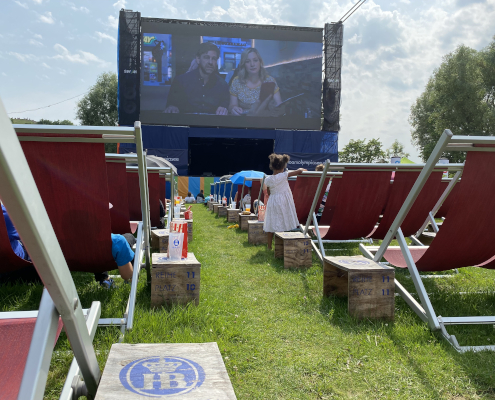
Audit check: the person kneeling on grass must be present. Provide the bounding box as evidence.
[95,233,135,288]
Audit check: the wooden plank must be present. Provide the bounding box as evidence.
[239,213,256,231]
[323,260,348,297]
[281,236,312,268]
[151,253,200,307]
[324,255,394,272]
[274,235,283,259]
[208,201,214,211]
[213,204,220,214]
[218,206,227,217]
[95,342,236,399]
[151,229,169,253]
[248,220,267,245]
[323,255,395,320]
[227,208,239,222]
[348,269,395,320]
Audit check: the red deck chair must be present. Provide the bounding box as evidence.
[106,161,135,234]
[127,169,160,228]
[292,175,331,224]
[18,136,116,273]
[360,132,495,352]
[369,171,445,239]
[317,170,391,240]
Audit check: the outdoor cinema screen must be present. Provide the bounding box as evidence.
[140,19,323,130]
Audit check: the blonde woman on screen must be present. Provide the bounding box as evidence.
[228,48,283,116]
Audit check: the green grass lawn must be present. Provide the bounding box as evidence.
[2,204,495,399]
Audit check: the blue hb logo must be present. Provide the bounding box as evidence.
[119,357,205,397]
[173,239,180,247]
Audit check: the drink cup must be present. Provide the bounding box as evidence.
[169,232,183,261]
[174,205,181,218]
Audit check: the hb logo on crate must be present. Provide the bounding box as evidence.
[169,220,188,259]
[119,356,205,397]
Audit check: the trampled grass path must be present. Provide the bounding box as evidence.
[1,204,495,399]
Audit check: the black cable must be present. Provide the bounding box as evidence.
[341,0,367,22]
[8,92,88,114]
[339,0,363,22]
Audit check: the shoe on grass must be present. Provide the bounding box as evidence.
[100,278,116,289]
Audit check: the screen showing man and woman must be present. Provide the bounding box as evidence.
[140,20,323,130]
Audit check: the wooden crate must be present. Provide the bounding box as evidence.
[239,213,256,230]
[227,208,239,222]
[173,218,193,242]
[151,229,169,253]
[208,201,214,211]
[218,205,227,217]
[151,253,200,307]
[323,255,395,320]
[95,342,236,400]
[274,232,312,268]
[248,220,267,245]
[213,204,220,214]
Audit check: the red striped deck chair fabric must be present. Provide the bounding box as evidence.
[250,180,261,210]
[369,171,445,239]
[383,151,495,271]
[318,171,390,240]
[18,134,115,273]
[0,318,63,400]
[292,176,330,224]
[106,162,134,234]
[127,171,160,227]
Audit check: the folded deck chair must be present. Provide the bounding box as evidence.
[360,130,495,352]
[13,123,149,333]
[127,168,160,228]
[239,178,262,211]
[105,155,136,234]
[0,100,102,398]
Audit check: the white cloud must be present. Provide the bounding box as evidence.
[29,39,44,47]
[41,62,51,69]
[14,1,29,9]
[95,31,117,44]
[39,11,55,24]
[52,44,110,67]
[400,0,411,3]
[8,52,38,62]
[113,0,126,9]
[204,6,228,21]
[107,15,118,29]
[57,68,66,75]
[32,0,42,3]
[348,34,362,45]
[71,5,89,13]
[33,33,42,39]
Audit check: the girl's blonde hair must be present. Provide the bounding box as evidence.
[237,48,268,84]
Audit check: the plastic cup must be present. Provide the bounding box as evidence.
[246,205,251,213]
[174,205,181,218]
[169,232,183,261]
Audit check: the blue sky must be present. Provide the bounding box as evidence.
[1,0,494,160]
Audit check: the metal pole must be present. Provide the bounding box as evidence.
[240,179,246,210]
[256,175,265,215]
[374,129,453,262]
[134,122,150,270]
[304,160,330,235]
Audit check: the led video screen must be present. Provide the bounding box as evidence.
[140,19,323,130]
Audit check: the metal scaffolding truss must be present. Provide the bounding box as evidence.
[323,22,343,132]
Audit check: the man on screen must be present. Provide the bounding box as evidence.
[164,43,229,115]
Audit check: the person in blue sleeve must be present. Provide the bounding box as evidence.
[2,203,30,261]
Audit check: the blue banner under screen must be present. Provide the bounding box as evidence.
[285,152,338,170]
[140,29,322,130]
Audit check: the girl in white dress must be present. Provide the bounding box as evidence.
[263,154,306,249]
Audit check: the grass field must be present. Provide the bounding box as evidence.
[2,204,495,399]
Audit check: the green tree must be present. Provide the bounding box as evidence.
[410,39,495,162]
[37,119,74,125]
[385,139,410,160]
[76,72,118,152]
[339,138,386,163]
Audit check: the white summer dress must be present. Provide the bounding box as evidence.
[263,171,299,232]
